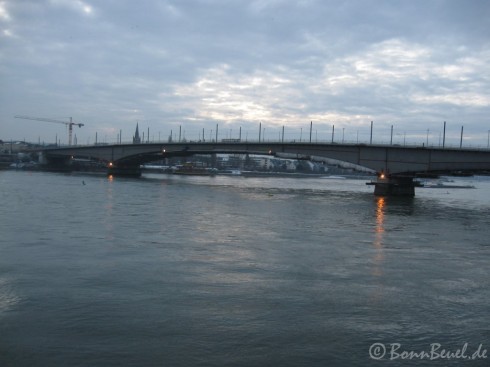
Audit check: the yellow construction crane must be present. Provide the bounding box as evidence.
[14,115,84,146]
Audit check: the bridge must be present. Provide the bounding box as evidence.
[41,141,490,196]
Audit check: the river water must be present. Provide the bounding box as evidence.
[0,170,489,366]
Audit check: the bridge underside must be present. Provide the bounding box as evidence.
[42,142,490,196]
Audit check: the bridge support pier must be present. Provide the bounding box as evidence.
[107,163,141,177]
[369,175,416,197]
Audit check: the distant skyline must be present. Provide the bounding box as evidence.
[1,0,489,146]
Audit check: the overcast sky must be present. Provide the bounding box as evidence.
[1,0,489,146]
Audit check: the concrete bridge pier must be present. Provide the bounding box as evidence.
[107,162,142,177]
[370,174,416,197]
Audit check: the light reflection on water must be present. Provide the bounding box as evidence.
[372,197,385,277]
[0,277,21,314]
[0,171,489,366]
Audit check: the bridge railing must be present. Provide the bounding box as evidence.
[39,124,490,150]
[60,137,490,151]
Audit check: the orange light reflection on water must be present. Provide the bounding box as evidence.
[372,197,386,277]
[375,197,385,237]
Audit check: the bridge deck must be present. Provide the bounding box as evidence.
[43,141,490,176]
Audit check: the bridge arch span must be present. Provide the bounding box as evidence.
[43,141,490,195]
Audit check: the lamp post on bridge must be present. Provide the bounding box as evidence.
[443,121,446,148]
[370,121,373,144]
[460,125,464,148]
[309,121,313,143]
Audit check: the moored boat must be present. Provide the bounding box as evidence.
[173,162,217,176]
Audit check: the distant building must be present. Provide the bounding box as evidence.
[133,123,141,144]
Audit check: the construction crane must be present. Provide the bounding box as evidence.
[14,115,84,146]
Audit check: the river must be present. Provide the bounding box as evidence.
[0,170,489,366]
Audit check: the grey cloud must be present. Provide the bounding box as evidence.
[1,0,489,146]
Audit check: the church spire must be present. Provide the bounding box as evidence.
[133,123,141,144]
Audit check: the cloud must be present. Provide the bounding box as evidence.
[1,0,489,145]
[0,1,11,21]
[167,37,489,133]
[49,0,94,16]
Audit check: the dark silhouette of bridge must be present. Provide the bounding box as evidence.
[41,141,490,196]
